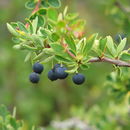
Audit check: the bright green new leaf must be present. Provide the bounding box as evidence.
[99,37,107,52]
[47,8,58,22]
[83,33,97,55]
[107,36,116,57]
[7,23,19,36]
[65,13,79,21]
[116,38,127,56]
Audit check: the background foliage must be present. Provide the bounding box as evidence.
[0,0,130,129]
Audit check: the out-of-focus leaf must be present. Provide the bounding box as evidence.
[25,0,36,9]
[48,0,61,8]
[41,56,54,64]
[120,52,130,61]
[24,52,32,62]
[7,23,19,36]
[47,8,58,22]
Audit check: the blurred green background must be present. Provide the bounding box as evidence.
[0,0,130,129]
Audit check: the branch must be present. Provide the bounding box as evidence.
[89,57,130,67]
[115,1,130,19]
[25,0,41,28]
[61,38,130,67]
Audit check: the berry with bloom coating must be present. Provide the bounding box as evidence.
[33,62,44,74]
[29,72,40,84]
[48,70,58,81]
[55,67,68,79]
[72,73,85,85]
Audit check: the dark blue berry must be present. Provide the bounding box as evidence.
[33,62,44,74]
[72,73,85,85]
[29,72,40,84]
[55,67,68,79]
[48,70,58,81]
[53,64,61,71]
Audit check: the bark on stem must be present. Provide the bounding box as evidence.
[89,57,130,67]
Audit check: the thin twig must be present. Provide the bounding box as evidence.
[115,0,130,19]
[25,0,41,28]
[89,57,130,67]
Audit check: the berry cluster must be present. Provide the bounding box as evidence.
[29,63,85,85]
[29,63,44,83]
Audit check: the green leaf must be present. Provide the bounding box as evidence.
[80,64,89,70]
[25,0,36,9]
[31,35,44,47]
[41,56,54,64]
[48,0,61,8]
[65,35,76,52]
[38,8,47,15]
[83,34,97,55]
[50,43,64,52]
[116,38,127,56]
[47,8,58,22]
[24,52,32,62]
[7,23,19,36]
[32,17,38,34]
[38,28,51,38]
[99,37,107,52]
[65,66,78,74]
[9,117,17,129]
[12,37,21,43]
[41,1,50,8]
[17,22,28,33]
[65,13,79,21]
[106,36,116,57]
[63,6,68,16]
[37,15,45,27]
[0,105,9,120]
[120,52,130,61]
[55,55,71,63]
[51,33,60,42]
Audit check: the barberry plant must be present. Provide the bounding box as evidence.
[7,0,130,86]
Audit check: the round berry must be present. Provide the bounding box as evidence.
[33,62,44,74]
[55,67,68,79]
[72,73,85,85]
[29,72,40,84]
[53,64,61,71]
[48,70,58,81]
